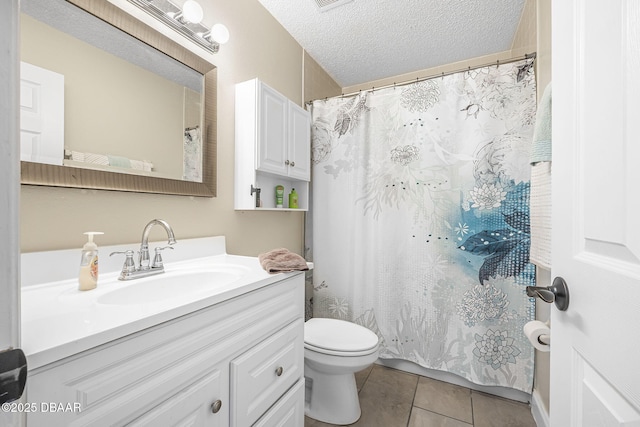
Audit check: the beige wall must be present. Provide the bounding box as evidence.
[303,51,342,103]
[512,0,537,53]
[19,0,340,256]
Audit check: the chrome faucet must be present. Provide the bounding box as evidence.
[139,219,177,269]
[110,219,177,280]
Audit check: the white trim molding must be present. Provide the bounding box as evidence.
[531,389,550,427]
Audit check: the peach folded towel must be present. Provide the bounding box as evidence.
[258,248,309,274]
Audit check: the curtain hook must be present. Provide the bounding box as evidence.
[496,59,500,68]
[441,72,444,80]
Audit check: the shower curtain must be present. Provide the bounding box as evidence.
[309,58,537,392]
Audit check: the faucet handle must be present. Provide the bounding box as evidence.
[110,250,136,277]
[152,246,174,269]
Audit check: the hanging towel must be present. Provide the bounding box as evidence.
[130,159,154,172]
[529,162,552,268]
[530,82,552,165]
[83,152,109,166]
[69,150,85,162]
[258,248,309,274]
[108,154,132,169]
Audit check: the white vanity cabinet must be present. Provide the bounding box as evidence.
[235,78,310,211]
[26,273,305,427]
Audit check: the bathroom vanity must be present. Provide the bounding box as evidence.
[21,237,305,426]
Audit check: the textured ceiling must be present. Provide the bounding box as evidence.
[257,0,526,87]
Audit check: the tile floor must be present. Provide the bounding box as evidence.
[305,364,537,427]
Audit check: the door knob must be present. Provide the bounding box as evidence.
[526,277,570,311]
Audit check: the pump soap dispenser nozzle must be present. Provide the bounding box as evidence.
[79,231,104,291]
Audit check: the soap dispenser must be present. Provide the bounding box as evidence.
[79,231,104,291]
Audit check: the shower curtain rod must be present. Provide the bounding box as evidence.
[306,52,536,105]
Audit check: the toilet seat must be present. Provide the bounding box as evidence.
[304,318,379,356]
[304,342,378,357]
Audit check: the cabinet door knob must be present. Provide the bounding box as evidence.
[290,161,295,167]
[284,160,290,165]
[211,399,223,414]
[275,366,284,376]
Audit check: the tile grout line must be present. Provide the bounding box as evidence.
[357,366,374,395]
[470,390,475,426]
[406,373,420,427]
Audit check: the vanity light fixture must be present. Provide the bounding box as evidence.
[181,0,204,24]
[126,0,229,53]
[205,23,230,45]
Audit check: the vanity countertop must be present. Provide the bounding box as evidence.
[21,237,305,370]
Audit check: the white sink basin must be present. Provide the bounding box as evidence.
[97,265,250,305]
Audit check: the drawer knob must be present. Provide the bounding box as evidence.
[275,366,284,377]
[211,400,222,414]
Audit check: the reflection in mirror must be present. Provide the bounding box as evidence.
[19,0,217,196]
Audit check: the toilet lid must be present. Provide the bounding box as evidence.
[304,318,379,353]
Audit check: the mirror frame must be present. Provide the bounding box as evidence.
[20,0,217,197]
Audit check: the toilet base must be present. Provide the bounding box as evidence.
[304,362,361,425]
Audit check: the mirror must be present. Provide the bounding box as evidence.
[20,0,217,197]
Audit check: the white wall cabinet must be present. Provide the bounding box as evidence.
[26,274,305,427]
[235,79,310,210]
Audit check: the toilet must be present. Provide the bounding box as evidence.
[304,318,380,425]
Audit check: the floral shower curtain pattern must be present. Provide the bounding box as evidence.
[310,58,537,392]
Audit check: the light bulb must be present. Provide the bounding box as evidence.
[210,23,229,44]
[182,0,203,24]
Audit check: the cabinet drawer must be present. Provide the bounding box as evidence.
[230,319,304,427]
[127,367,227,427]
[253,379,304,427]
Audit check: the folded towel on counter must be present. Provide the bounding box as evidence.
[530,82,552,165]
[258,248,309,274]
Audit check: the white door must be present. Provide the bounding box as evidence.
[20,61,65,166]
[551,1,640,426]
